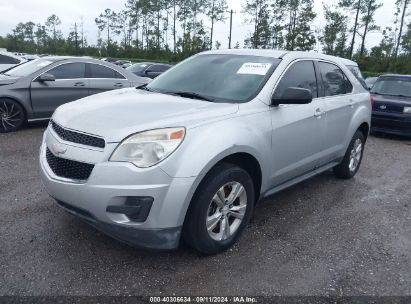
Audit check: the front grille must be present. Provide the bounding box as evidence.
[46,148,94,180]
[51,121,105,149]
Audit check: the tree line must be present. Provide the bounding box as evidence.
[1,0,411,74]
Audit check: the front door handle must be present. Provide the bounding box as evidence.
[74,82,85,87]
[114,83,124,88]
[348,99,355,108]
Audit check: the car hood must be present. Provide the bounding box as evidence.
[0,74,20,85]
[53,88,239,143]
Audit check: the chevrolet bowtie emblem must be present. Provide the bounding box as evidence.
[51,143,67,155]
[380,105,387,110]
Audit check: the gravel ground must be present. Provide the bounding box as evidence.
[0,122,410,297]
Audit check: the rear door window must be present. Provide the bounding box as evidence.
[273,60,318,98]
[318,62,351,97]
[47,63,86,80]
[348,65,367,89]
[89,64,125,79]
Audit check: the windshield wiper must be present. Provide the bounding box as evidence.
[165,91,214,102]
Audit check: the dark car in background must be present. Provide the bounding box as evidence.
[0,57,149,133]
[126,62,172,79]
[371,74,411,136]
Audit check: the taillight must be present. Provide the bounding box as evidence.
[370,95,374,109]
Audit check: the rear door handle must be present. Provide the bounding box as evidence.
[74,82,85,87]
[348,99,355,108]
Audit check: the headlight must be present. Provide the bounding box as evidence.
[404,106,411,113]
[110,128,185,168]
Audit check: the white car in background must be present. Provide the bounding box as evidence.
[0,52,26,72]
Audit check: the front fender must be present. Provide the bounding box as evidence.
[158,111,272,225]
[159,112,271,179]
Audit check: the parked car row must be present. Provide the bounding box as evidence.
[126,62,172,79]
[99,57,172,77]
[0,57,149,132]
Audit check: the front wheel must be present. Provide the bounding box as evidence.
[333,130,365,179]
[0,99,25,133]
[183,163,255,255]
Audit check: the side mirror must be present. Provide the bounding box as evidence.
[37,73,55,82]
[272,87,313,106]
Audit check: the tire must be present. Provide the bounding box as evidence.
[0,99,25,133]
[183,162,255,255]
[333,130,365,179]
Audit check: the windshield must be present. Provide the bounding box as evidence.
[4,59,54,77]
[371,76,411,97]
[146,54,281,103]
[127,63,151,73]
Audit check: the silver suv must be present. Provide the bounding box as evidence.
[39,50,371,254]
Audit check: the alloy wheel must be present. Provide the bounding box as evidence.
[0,100,23,132]
[349,138,363,172]
[206,181,248,242]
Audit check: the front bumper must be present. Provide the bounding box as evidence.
[371,111,411,136]
[55,200,182,250]
[39,128,196,250]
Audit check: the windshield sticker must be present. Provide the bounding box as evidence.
[37,61,53,67]
[237,63,272,75]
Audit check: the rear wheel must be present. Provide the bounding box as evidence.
[183,163,255,255]
[0,99,25,133]
[333,130,365,179]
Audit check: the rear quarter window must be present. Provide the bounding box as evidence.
[347,65,367,89]
[318,62,351,96]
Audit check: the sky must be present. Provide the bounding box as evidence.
[0,0,397,52]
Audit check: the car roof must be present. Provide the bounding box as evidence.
[200,49,359,67]
[42,56,93,61]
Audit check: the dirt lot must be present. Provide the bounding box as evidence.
[0,122,410,296]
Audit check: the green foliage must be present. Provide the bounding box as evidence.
[242,0,317,51]
[3,0,411,76]
[321,5,348,57]
[356,54,411,75]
